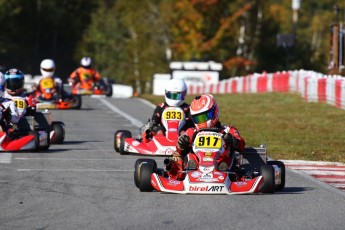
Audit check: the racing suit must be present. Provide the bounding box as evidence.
[167,121,245,180]
[35,75,63,99]
[142,102,194,142]
[4,91,37,117]
[0,97,20,132]
[69,67,101,87]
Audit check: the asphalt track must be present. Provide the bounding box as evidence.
[0,96,344,230]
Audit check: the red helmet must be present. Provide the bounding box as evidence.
[190,94,219,129]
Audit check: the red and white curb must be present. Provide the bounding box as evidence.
[282,160,345,191]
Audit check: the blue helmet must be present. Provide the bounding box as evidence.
[4,68,25,94]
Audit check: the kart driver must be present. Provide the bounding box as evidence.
[4,68,36,117]
[142,78,194,143]
[166,94,245,179]
[0,71,20,132]
[68,57,101,87]
[34,59,63,99]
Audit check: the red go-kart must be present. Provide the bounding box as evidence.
[114,107,187,156]
[134,128,285,194]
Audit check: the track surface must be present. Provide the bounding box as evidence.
[0,96,344,230]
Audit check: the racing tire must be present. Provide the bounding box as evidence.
[114,130,128,152]
[267,160,285,191]
[74,95,82,109]
[51,121,65,144]
[105,84,113,97]
[119,130,132,155]
[38,128,51,151]
[134,159,157,188]
[138,161,156,192]
[260,165,275,193]
[29,130,40,152]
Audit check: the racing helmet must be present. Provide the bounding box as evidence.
[40,59,55,78]
[0,72,4,97]
[4,68,25,95]
[190,94,219,129]
[165,79,187,106]
[81,57,92,68]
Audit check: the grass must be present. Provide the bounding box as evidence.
[141,93,345,163]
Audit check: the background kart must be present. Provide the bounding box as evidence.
[32,79,82,110]
[114,107,188,156]
[134,129,285,195]
[69,78,113,97]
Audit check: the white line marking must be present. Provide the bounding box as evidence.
[98,98,143,127]
[303,171,345,176]
[282,160,345,166]
[14,158,134,161]
[0,153,12,163]
[17,169,134,172]
[135,98,156,108]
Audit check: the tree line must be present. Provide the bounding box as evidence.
[0,0,342,92]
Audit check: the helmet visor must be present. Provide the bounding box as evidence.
[6,78,23,91]
[42,67,54,72]
[165,91,186,100]
[191,106,216,125]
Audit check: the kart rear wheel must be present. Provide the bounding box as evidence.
[138,161,156,192]
[260,165,275,193]
[267,160,285,191]
[114,130,128,152]
[119,130,131,155]
[51,121,65,144]
[134,159,157,188]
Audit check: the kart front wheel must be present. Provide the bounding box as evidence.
[134,159,157,188]
[138,161,156,192]
[114,130,128,152]
[51,121,65,144]
[267,160,285,191]
[119,130,131,155]
[29,130,40,152]
[260,165,275,193]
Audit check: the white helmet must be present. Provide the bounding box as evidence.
[81,57,92,68]
[40,59,55,78]
[165,79,187,106]
[0,72,4,97]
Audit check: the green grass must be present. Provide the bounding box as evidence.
[141,93,345,163]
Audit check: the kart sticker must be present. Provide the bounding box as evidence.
[191,171,202,178]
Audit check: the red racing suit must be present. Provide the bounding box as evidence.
[168,121,245,180]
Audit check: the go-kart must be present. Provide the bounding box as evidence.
[114,107,188,156]
[33,77,81,110]
[69,77,112,97]
[134,128,285,194]
[11,96,65,146]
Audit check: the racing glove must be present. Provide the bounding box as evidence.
[1,108,11,122]
[177,134,190,150]
[223,132,239,150]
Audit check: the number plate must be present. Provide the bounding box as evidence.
[194,132,223,150]
[13,98,27,109]
[41,78,54,89]
[162,108,184,120]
